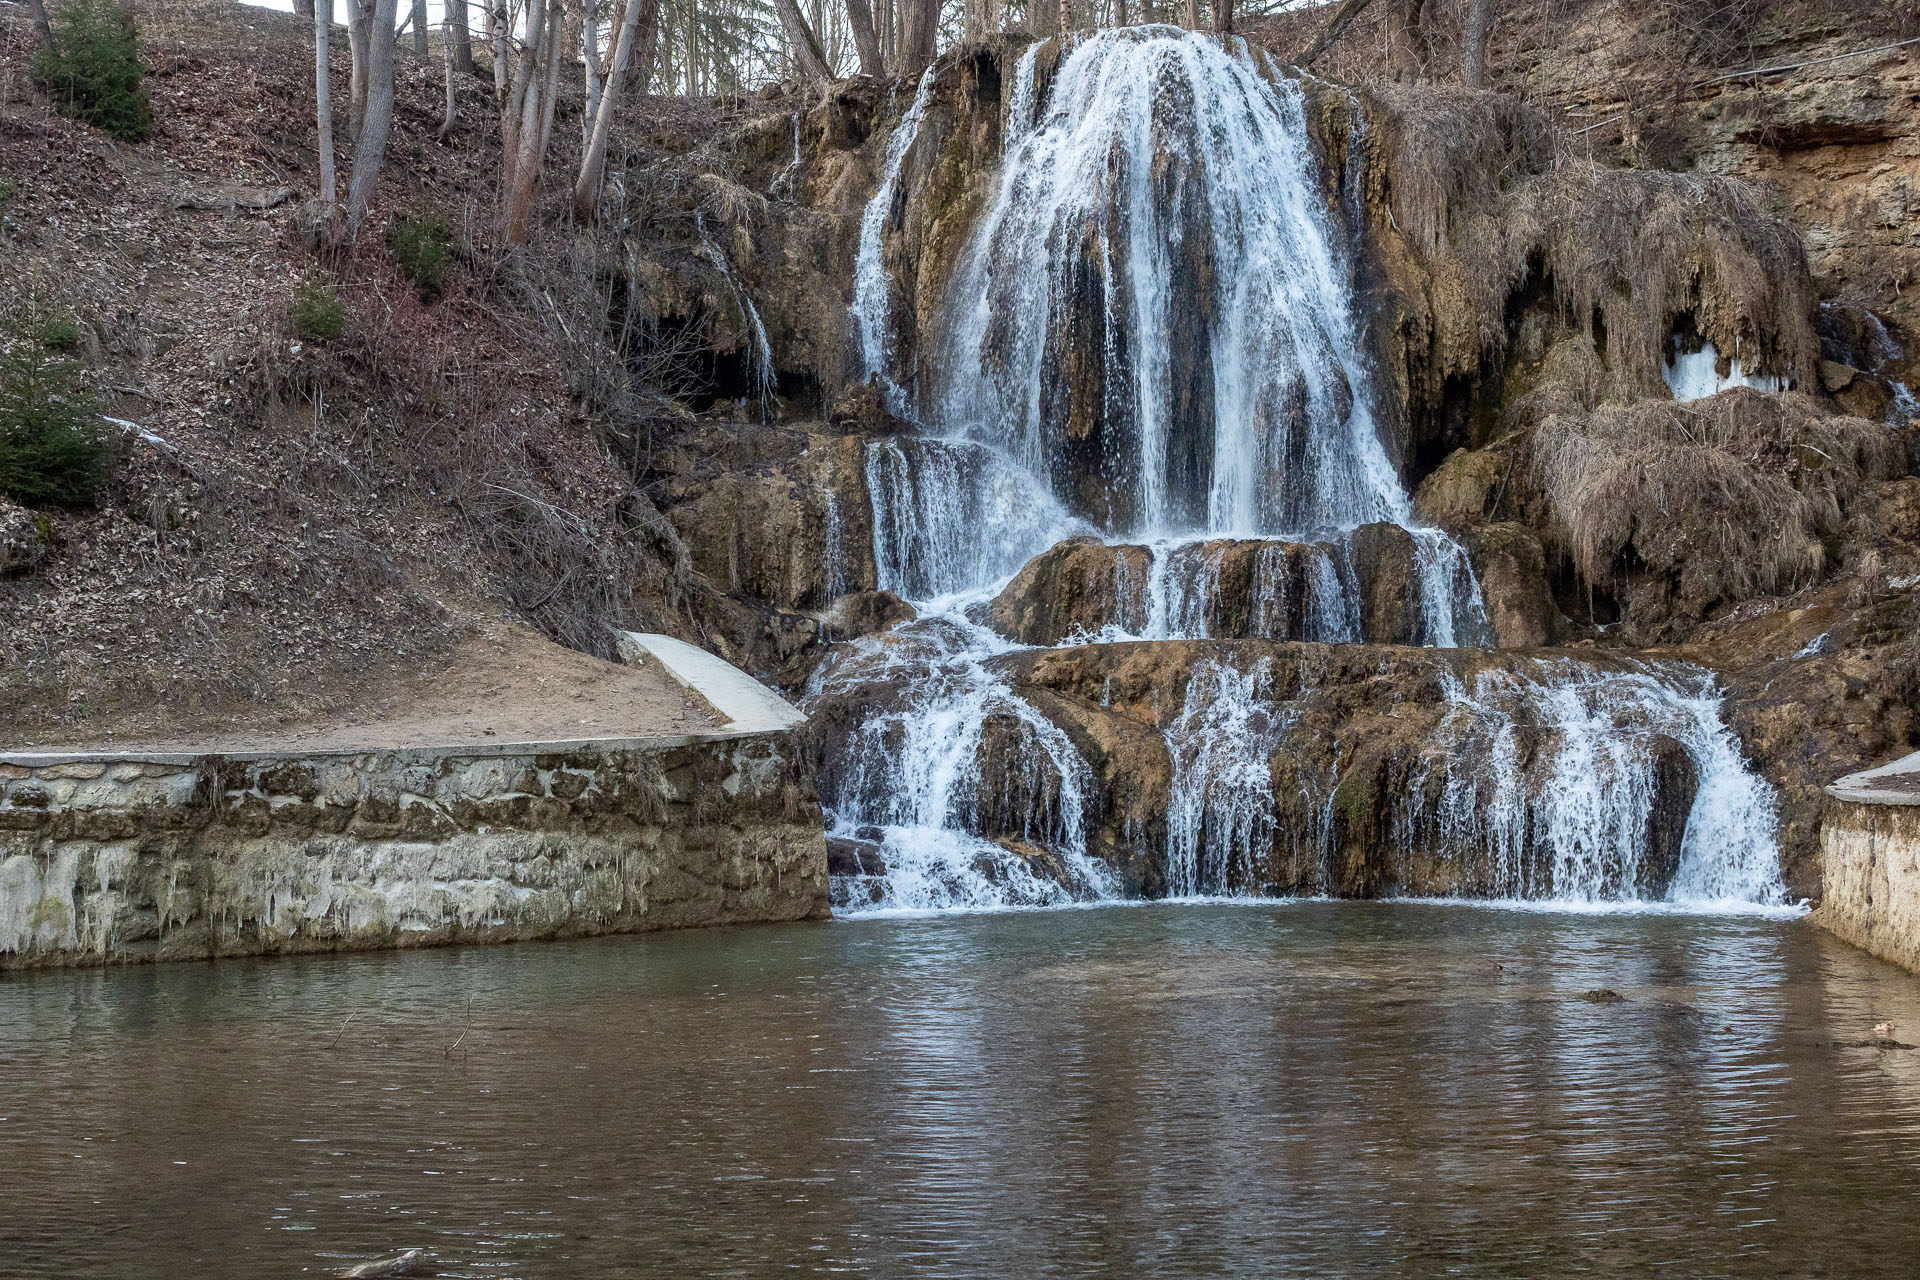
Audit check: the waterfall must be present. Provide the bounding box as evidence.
[941,26,1407,539]
[851,67,937,406]
[1165,659,1293,897]
[822,630,1118,913]
[816,29,1785,916]
[1418,660,1787,908]
[865,436,1083,601]
[694,211,777,421]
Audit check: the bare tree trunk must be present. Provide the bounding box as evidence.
[502,0,559,243]
[489,1,509,103]
[774,0,833,82]
[628,0,661,92]
[344,0,399,244]
[536,4,571,162]
[441,4,461,136]
[347,0,372,139]
[1184,0,1199,31]
[26,0,53,50]
[899,0,935,74]
[1298,0,1373,67]
[574,0,647,221]
[1463,0,1493,87]
[316,0,339,234]
[295,0,316,20]
[583,0,601,146]
[411,0,429,60]
[1211,0,1231,33]
[448,0,475,74]
[1385,0,1430,81]
[846,0,882,77]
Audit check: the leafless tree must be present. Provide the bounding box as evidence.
[1385,0,1431,80]
[346,0,372,137]
[344,0,400,244]
[583,0,602,146]
[1212,0,1232,33]
[410,0,430,60]
[315,0,339,234]
[575,0,661,221]
[1463,0,1494,87]
[448,0,475,74]
[774,0,833,81]
[26,0,52,50]
[441,4,462,136]
[898,0,934,75]
[294,0,317,19]
[1298,0,1374,68]
[488,1,510,104]
[845,0,882,76]
[501,0,565,243]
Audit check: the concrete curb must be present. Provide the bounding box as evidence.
[1827,750,1920,806]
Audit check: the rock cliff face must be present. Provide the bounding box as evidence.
[625,30,1917,907]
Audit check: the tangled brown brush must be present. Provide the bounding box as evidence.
[693,173,768,228]
[1363,86,1818,398]
[1530,388,1903,609]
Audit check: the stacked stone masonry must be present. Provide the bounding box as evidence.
[0,735,829,969]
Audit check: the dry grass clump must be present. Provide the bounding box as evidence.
[1365,83,1817,399]
[1530,388,1903,610]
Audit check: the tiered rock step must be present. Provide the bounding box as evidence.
[986,528,1465,647]
[807,639,1702,903]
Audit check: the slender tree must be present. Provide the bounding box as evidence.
[488,0,510,103]
[295,0,316,19]
[1298,0,1374,68]
[583,0,602,146]
[448,0,475,74]
[845,0,882,77]
[315,0,338,235]
[774,0,832,82]
[343,0,399,243]
[1385,0,1431,81]
[501,0,563,243]
[1212,0,1231,33]
[346,0,372,137]
[1463,0,1493,87]
[411,0,430,60]
[441,2,461,136]
[575,0,659,221]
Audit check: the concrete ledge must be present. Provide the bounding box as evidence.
[1827,750,1920,806]
[617,632,807,733]
[1,730,769,770]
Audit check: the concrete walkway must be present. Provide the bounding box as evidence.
[1828,751,1920,805]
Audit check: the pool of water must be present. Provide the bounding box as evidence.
[4,903,1920,1277]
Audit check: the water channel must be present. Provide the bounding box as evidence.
[5,903,1919,1277]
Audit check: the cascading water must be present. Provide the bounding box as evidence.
[817,28,1787,915]
[851,68,937,410]
[940,27,1408,539]
[694,211,777,422]
[1414,660,1787,908]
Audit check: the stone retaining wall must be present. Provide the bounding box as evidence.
[0,733,828,968]
[1816,799,1920,975]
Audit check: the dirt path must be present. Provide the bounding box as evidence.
[12,623,723,754]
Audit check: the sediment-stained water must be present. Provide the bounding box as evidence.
[5,905,1920,1277]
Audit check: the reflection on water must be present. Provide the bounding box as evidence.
[4,905,1920,1277]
